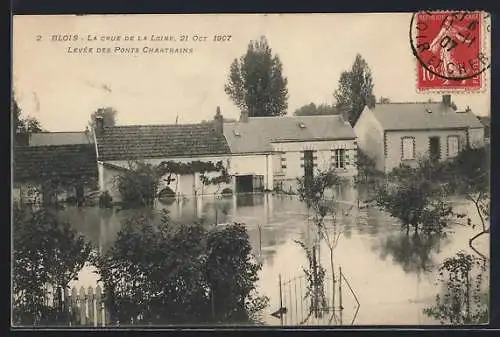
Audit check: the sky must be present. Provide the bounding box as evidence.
[13,13,491,132]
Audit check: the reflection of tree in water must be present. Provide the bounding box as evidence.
[201,199,232,224]
[375,232,449,274]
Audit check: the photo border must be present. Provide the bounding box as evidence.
[8,0,499,334]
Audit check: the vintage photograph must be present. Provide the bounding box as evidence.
[12,12,491,327]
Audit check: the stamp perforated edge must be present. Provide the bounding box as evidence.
[411,10,491,95]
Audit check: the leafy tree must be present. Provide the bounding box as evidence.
[293,103,338,116]
[355,149,383,186]
[224,36,288,117]
[12,94,43,139]
[440,145,490,260]
[375,159,455,235]
[424,252,488,324]
[89,107,117,130]
[93,212,267,325]
[12,205,93,325]
[296,169,349,322]
[206,224,268,323]
[333,54,375,126]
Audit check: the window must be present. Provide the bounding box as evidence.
[280,154,287,169]
[447,136,460,158]
[401,137,415,160]
[332,149,346,168]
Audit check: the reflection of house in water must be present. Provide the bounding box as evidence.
[13,131,97,205]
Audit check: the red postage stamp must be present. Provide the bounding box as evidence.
[410,11,490,92]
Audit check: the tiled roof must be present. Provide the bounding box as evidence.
[13,144,98,182]
[369,103,484,131]
[96,123,231,161]
[224,115,356,154]
[29,132,94,146]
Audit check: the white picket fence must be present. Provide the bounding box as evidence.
[44,284,110,326]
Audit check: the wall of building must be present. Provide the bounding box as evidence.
[99,155,237,202]
[13,182,94,205]
[353,107,385,172]
[469,127,486,148]
[384,129,473,172]
[271,139,358,181]
[229,154,273,191]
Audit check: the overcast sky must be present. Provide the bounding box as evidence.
[13,13,491,132]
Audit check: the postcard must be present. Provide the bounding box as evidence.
[12,12,491,327]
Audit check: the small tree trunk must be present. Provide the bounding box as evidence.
[465,271,471,323]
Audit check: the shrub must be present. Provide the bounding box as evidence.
[99,191,113,208]
[93,213,268,325]
[12,206,93,325]
[221,188,233,196]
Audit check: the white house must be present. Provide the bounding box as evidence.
[224,111,358,193]
[354,94,485,173]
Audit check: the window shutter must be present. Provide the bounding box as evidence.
[331,150,337,168]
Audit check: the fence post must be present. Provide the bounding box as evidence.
[95,285,103,327]
[278,273,283,326]
[64,287,71,326]
[338,266,343,325]
[88,287,95,327]
[79,286,87,325]
[71,287,78,325]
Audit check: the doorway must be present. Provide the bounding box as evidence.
[429,136,441,161]
[303,150,314,187]
[235,175,264,193]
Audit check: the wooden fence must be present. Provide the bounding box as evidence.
[43,284,110,326]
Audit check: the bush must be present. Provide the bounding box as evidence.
[93,213,268,325]
[114,162,159,207]
[221,188,233,196]
[13,206,93,325]
[355,149,383,185]
[375,159,454,234]
[158,186,176,199]
[423,251,489,324]
[99,191,113,208]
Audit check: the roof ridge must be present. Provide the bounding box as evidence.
[107,122,209,128]
[376,101,442,105]
[249,114,341,119]
[15,143,95,150]
[31,131,88,134]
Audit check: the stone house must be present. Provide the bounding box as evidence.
[354,95,485,173]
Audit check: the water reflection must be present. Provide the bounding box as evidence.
[373,232,450,275]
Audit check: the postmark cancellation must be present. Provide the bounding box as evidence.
[410,11,491,93]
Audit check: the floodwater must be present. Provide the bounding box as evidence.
[59,185,489,326]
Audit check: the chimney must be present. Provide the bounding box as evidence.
[214,106,223,135]
[95,116,104,136]
[240,109,249,123]
[442,94,451,107]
